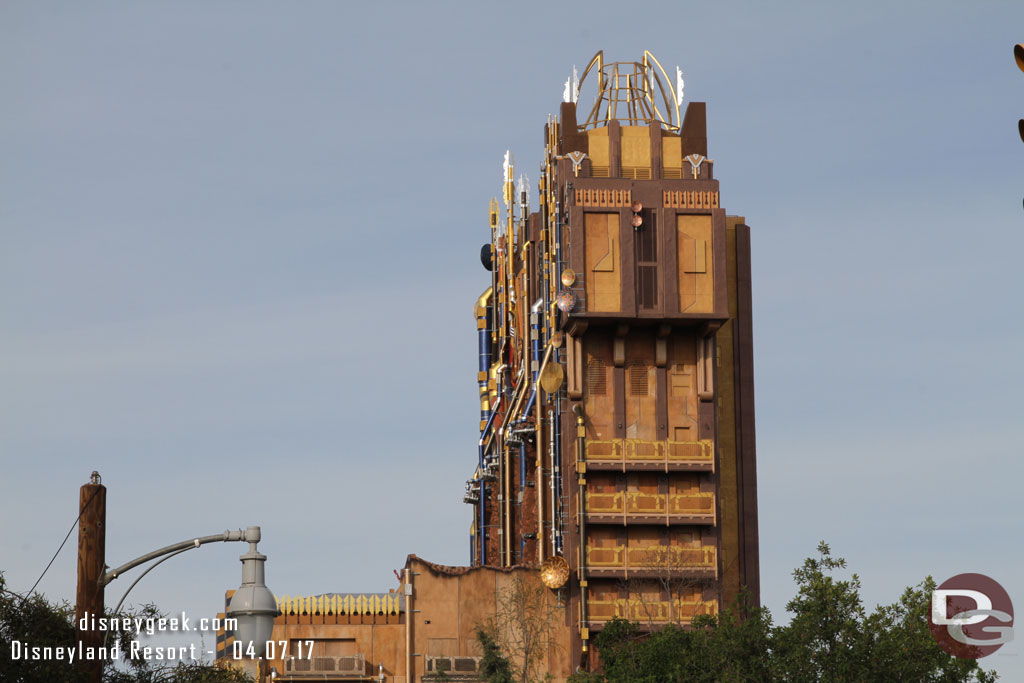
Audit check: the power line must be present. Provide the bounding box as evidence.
[22,486,100,603]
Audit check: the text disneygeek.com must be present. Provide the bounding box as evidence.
[7,612,315,663]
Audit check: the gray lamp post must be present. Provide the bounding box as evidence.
[226,526,279,658]
[77,474,280,682]
[101,525,279,657]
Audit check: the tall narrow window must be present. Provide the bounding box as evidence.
[636,209,658,309]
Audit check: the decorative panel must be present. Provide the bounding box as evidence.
[587,128,610,168]
[676,214,714,312]
[621,126,652,171]
[662,135,682,175]
[666,334,699,442]
[585,212,622,312]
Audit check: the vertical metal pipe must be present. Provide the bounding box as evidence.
[479,452,486,568]
[548,408,557,557]
[574,408,588,634]
[554,357,564,556]
[504,441,511,565]
[478,481,485,565]
[404,568,412,681]
[499,440,506,567]
[477,297,492,566]
[535,396,545,565]
[519,441,526,563]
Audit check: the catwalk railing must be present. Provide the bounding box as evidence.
[585,438,714,472]
[585,544,717,578]
[587,597,718,624]
[584,491,716,525]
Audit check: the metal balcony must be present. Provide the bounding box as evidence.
[585,544,717,579]
[584,491,715,525]
[584,438,714,473]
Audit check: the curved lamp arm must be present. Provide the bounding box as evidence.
[101,527,259,586]
[103,547,192,649]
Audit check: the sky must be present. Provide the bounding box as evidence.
[2,0,1022,677]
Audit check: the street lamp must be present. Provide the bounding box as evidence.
[101,526,278,657]
[226,526,279,658]
[76,474,279,682]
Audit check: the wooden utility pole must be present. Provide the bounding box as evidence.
[75,472,106,683]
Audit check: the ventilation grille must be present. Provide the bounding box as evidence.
[587,359,607,396]
[622,166,652,180]
[286,655,365,674]
[662,167,683,179]
[590,166,610,178]
[628,361,649,396]
[314,658,335,671]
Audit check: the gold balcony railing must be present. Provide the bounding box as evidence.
[585,438,713,470]
[586,545,625,567]
[666,493,715,515]
[585,491,715,523]
[586,544,716,573]
[585,491,624,513]
[627,491,666,514]
[588,597,718,624]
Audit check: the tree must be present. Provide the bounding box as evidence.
[770,541,868,680]
[0,571,253,683]
[1,573,88,683]
[476,625,515,683]
[569,543,999,683]
[476,574,560,683]
[571,595,774,683]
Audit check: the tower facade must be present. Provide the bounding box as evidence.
[465,50,759,667]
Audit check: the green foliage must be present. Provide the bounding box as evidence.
[569,543,999,683]
[476,625,515,683]
[1,573,88,683]
[771,541,868,680]
[105,661,255,683]
[0,572,253,683]
[857,577,998,683]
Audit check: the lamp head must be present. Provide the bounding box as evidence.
[226,527,278,658]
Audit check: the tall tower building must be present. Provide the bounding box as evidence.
[465,50,759,667]
[228,50,758,682]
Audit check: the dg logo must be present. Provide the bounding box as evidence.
[929,573,1014,658]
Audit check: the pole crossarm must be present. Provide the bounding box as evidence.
[101,528,257,586]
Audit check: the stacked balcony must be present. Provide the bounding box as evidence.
[584,437,714,472]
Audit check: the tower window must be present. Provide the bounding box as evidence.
[636,210,657,309]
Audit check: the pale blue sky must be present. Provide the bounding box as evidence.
[2,1,1022,677]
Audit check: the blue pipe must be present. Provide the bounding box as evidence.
[476,301,493,566]
[478,333,490,426]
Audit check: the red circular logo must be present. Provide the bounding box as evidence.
[929,573,1014,658]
